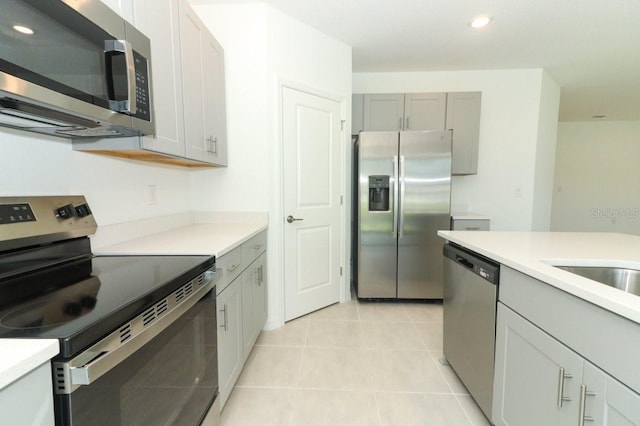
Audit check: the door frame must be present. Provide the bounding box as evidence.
[271,80,350,327]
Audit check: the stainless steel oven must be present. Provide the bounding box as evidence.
[0,196,219,425]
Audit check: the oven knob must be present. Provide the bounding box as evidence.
[55,204,75,220]
[75,203,92,218]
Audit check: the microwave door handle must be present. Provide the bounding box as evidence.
[104,40,137,115]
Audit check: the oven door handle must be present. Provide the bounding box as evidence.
[64,270,217,390]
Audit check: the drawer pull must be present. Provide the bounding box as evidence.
[226,263,240,273]
[219,305,228,331]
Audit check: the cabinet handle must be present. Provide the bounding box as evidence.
[465,227,481,230]
[557,368,573,407]
[227,263,240,273]
[206,136,218,155]
[398,117,402,130]
[578,384,596,426]
[258,265,264,285]
[219,304,228,331]
[406,117,409,129]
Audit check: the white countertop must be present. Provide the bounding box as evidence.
[94,222,268,257]
[0,340,59,390]
[437,231,640,324]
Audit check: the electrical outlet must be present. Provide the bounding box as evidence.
[514,186,523,198]
[148,185,157,205]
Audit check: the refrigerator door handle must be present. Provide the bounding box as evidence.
[393,155,399,238]
[399,155,405,239]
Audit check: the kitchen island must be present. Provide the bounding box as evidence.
[437,231,640,425]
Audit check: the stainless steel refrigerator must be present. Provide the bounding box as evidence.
[355,130,452,299]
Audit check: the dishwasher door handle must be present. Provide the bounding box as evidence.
[455,255,474,270]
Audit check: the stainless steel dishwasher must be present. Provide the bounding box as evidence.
[443,243,500,422]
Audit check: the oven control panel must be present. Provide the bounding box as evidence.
[0,203,36,224]
[0,196,97,251]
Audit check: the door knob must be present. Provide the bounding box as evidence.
[286,215,303,223]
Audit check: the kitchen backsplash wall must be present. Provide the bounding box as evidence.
[551,120,640,235]
[0,127,193,226]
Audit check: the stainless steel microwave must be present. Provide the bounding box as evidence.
[0,0,154,138]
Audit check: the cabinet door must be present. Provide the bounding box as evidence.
[216,279,242,410]
[133,0,186,157]
[494,303,582,426]
[100,0,134,22]
[352,94,364,135]
[241,253,267,361]
[180,1,208,163]
[363,94,405,131]
[582,362,640,426]
[403,92,446,131]
[446,92,481,175]
[202,31,227,166]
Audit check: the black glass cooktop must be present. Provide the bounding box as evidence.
[0,254,215,358]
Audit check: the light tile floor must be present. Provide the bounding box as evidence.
[220,298,491,426]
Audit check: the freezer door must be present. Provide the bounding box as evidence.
[397,131,451,298]
[357,131,398,298]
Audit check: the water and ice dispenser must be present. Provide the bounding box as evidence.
[368,175,390,211]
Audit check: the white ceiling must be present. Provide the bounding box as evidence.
[196,0,640,122]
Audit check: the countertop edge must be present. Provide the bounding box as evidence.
[0,339,59,391]
[438,230,640,325]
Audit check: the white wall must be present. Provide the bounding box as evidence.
[531,71,561,230]
[551,120,640,235]
[193,3,352,328]
[0,127,192,225]
[353,69,560,231]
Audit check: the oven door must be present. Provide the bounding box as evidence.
[54,287,218,425]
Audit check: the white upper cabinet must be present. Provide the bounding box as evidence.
[133,0,186,158]
[180,0,228,166]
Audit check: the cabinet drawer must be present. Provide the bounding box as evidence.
[451,218,490,231]
[241,231,267,267]
[215,246,242,295]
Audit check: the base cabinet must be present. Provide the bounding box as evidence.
[241,253,267,361]
[216,231,267,410]
[494,303,640,426]
[0,362,54,426]
[216,278,243,409]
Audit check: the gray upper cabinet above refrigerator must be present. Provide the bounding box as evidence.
[353,92,481,175]
[446,92,481,175]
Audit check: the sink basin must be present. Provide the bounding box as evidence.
[554,265,640,296]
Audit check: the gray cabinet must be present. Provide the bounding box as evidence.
[216,230,268,410]
[494,267,640,426]
[362,93,445,132]
[134,0,186,158]
[446,92,481,175]
[241,253,267,361]
[216,276,243,409]
[450,217,490,231]
[180,0,227,166]
[495,303,640,426]
[355,91,480,174]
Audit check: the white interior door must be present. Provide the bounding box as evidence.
[282,87,342,321]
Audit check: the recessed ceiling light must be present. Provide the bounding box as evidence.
[470,15,492,29]
[13,25,34,35]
